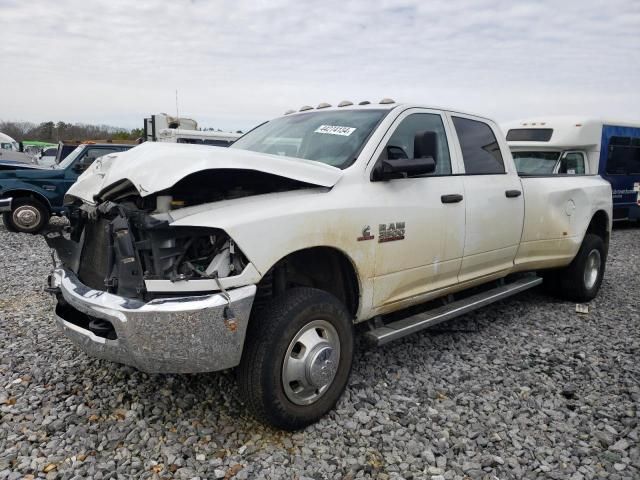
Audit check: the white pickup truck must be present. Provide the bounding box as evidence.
[47,100,612,429]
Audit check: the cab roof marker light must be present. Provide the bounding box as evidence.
[316,102,331,109]
[284,109,295,115]
[358,101,371,105]
[379,98,395,104]
[338,100,353,107]
[299,105,313,112]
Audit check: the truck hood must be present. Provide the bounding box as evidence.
[67,142,343,204]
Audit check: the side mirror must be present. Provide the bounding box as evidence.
[372,130,439,181]
[374,156,436,180]
[73,163,87,173]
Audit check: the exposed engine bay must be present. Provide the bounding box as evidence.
[47,169,319,300]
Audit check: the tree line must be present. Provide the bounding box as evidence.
[0,121,144,143]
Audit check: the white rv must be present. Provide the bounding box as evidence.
[0,132,31,163]
[502,117,640,221]
[143,113,241,147]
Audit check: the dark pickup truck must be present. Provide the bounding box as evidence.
[0,142,134,233]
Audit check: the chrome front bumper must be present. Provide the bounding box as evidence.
[51,268,256,373]
[0,197,12,213]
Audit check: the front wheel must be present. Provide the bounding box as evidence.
[551,233,606,302]
[3,197,50,234]
[237,287,354,430]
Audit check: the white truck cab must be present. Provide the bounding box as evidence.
[48,101,612,429]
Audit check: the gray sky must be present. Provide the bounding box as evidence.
[1,0,639,131]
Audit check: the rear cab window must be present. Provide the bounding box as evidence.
[452,117,505,174]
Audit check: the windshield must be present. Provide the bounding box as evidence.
[55,145,84,169]
[513,151,560,174]
[230,110,388,169]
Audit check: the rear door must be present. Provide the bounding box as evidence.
[448,114,524,282]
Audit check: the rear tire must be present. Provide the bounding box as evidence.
[237,287,354,430]
[4,197,49,234]
[552,233,606,302]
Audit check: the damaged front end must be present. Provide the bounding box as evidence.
[45,193,259,374]
[44,142,342,373]
[48,198,250,300]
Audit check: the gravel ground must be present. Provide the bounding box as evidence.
[0,220,638,480]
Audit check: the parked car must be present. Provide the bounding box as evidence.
[0,142,135,233]
[22,141,56,160]
[46,100,611,430]
[503,117,640,221]
[34,146,59,167]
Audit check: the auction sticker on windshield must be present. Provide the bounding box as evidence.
[314,125,356,136]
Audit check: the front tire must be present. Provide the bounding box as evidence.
[237,287,354,430]
[552,233,606,302]
[4,197,49,234]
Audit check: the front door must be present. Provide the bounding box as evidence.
[368,109,466,308]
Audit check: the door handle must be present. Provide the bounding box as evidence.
[441,194,463,204]
[505,190,522,198]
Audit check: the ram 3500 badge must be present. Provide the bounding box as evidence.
[46,100,612,430]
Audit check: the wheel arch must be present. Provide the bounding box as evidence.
[586,209,610,252]
[254,246,361,319]
[2,189,53,212]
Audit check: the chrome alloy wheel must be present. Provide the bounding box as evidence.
[583,249,601,290]
[13,204,41,230]
[282,320,341,406]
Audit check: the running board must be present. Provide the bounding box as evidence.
[365,275,543,346]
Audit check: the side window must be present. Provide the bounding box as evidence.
[384,113,451,175]
[607,137,640,175]
[452,117,505,174]
[559,152,585,174]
